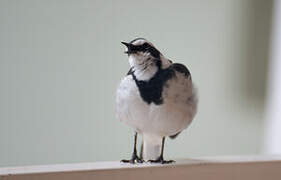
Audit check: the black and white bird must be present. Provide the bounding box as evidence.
[116,38,198,164]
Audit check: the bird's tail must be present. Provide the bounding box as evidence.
[142,133,162,160]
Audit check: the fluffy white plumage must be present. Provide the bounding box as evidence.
[116,38,198,161]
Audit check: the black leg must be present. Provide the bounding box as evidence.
[121,132,144,164]
[148,137,175,164]
[140,142,143,160]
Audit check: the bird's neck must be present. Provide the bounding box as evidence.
[129,55,172,81]
[129,56,159,81]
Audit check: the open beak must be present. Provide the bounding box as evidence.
[121,42,134,54]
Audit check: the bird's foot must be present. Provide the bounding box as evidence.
[148,156,175,164]
[121,154,144,164]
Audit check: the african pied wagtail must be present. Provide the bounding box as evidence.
[116,38,198,164]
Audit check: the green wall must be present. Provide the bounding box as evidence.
[0,0,272,167]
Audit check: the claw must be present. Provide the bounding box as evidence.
[148,156,175,164]
[136,157,144,163]
[121,155,144,164]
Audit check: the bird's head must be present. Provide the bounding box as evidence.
[121,38,162,64]
[121,38,172,80]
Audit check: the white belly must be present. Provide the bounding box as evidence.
[116,74,197,137]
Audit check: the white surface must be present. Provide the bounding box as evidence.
[1,155,281,175]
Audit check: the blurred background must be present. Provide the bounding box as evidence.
[0,0,279,167]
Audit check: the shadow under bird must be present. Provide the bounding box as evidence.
[116,38,198,164]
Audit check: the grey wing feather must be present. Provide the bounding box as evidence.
[171,63,191,78]
[168,63,192,140]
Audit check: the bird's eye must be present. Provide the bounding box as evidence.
[143,43,150,50]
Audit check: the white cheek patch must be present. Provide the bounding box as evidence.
[142,51,150,57]
[128,56,135,68]
[129,52,150,62]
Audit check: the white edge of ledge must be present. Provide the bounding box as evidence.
[1,155,281,176]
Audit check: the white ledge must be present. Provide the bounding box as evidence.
[1,155,281,180]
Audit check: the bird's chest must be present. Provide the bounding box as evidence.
[133,78,163,105]
[116,75,151,111]
[116,74,189,135]
[116,75,151,128]
[131,68,174,106]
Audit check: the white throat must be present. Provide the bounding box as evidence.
[129,55,158,81]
